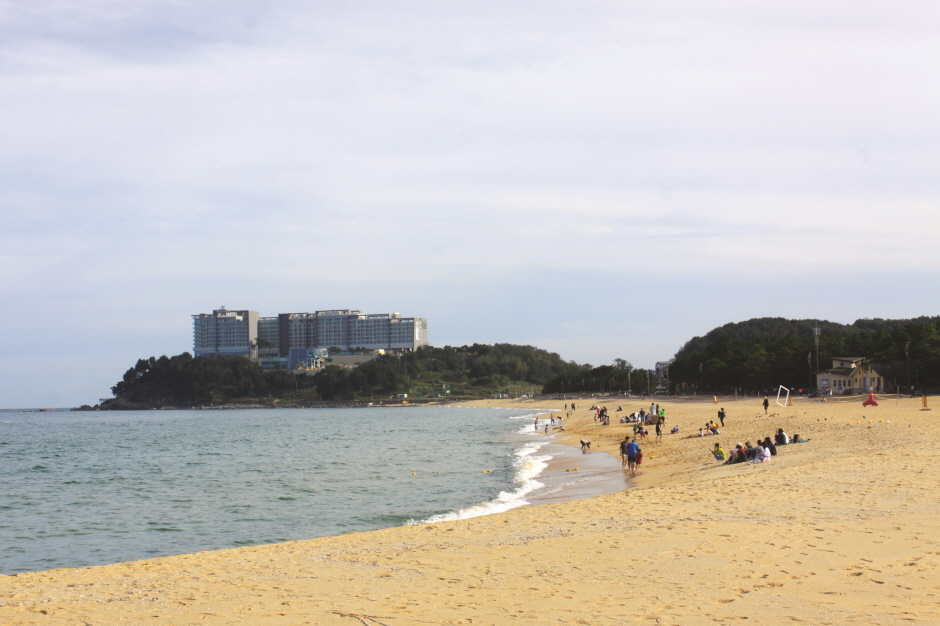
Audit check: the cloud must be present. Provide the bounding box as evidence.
[0,1,938,406]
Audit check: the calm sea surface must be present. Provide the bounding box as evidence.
[0,405,593,574]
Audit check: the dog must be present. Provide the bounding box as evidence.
[580,440,591,451]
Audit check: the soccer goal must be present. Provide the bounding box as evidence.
[776,385,790,407]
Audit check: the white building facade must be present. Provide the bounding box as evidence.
[192,308,259,357]
[192,308,428,358]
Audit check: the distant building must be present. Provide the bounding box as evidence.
[655,359,674,381]
[192,308,428,360]
[816,356,888,394]
[192,308,259,357]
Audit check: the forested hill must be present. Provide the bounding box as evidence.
[667,316,940,394]
[676,316,940,358]
[99,343,586,407]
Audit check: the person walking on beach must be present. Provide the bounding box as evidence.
[762,397,770,414]
[718,407,726,427]
[655,419,663,443]
[619,436,631,470]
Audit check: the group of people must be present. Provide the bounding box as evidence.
[697,421,721,436]
[534,415,565,434]
[711,429,804,464]
[619,436,643,474]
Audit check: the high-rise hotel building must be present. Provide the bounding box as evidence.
[192,308,428,357]
[192,308,259,358]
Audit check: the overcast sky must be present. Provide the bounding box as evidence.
[2,1,938,407]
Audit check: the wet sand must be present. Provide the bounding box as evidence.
[3,395,939,625]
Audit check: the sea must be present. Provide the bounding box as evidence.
[0,406,627,574]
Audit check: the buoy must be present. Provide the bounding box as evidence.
[412,472,417,475]
[868,420,873,424]
[846,422,852,425]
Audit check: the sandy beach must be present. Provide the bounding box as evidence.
[3,395,939,625]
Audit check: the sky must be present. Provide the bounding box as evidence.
[1,1,939,408]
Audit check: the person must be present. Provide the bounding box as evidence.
[775,428,789,446]
[762,437,777,456]
[564,403,568,411]
[534,418,539,432]
[619,436,631,470]
[655,420,663,443]
[550,414,555,425]
[650,402,656,418]
[634,450,643,470]
[625,438,641,473]
[544,424,549,434]
[658,407,665,423]
[580,440,591,451]
[712,443,726,461]
[671,425,679,434]
[750,443,766,464]
[571,403,576,411]
[762,397,770,413]
[718,407,726,427]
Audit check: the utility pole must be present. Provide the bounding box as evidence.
[807,352,812,390]
[813,327,821,375]
[906,341,911,393]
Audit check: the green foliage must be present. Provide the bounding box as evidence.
[669,318,940,393]
[311,343,583,401]
[111,343,590,404]
[676,316,940,358]
[542,364,658,395]
[111,353,295,405]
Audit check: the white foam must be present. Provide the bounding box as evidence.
[410,428,553,525]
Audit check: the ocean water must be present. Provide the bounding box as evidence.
[0,406,625,574]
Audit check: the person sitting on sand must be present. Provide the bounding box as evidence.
[725,443,744,464]
[762,437,777,456]
[750,444,766,464]
[791,433,807,443]
[712,443,726,461]
[775,428,789,446]
[698,428,705,437]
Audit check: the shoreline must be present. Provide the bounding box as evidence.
[4,397,939,625]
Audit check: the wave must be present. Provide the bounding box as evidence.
[410,440,552,524]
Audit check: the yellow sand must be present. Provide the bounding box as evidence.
[3,396,939,625]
